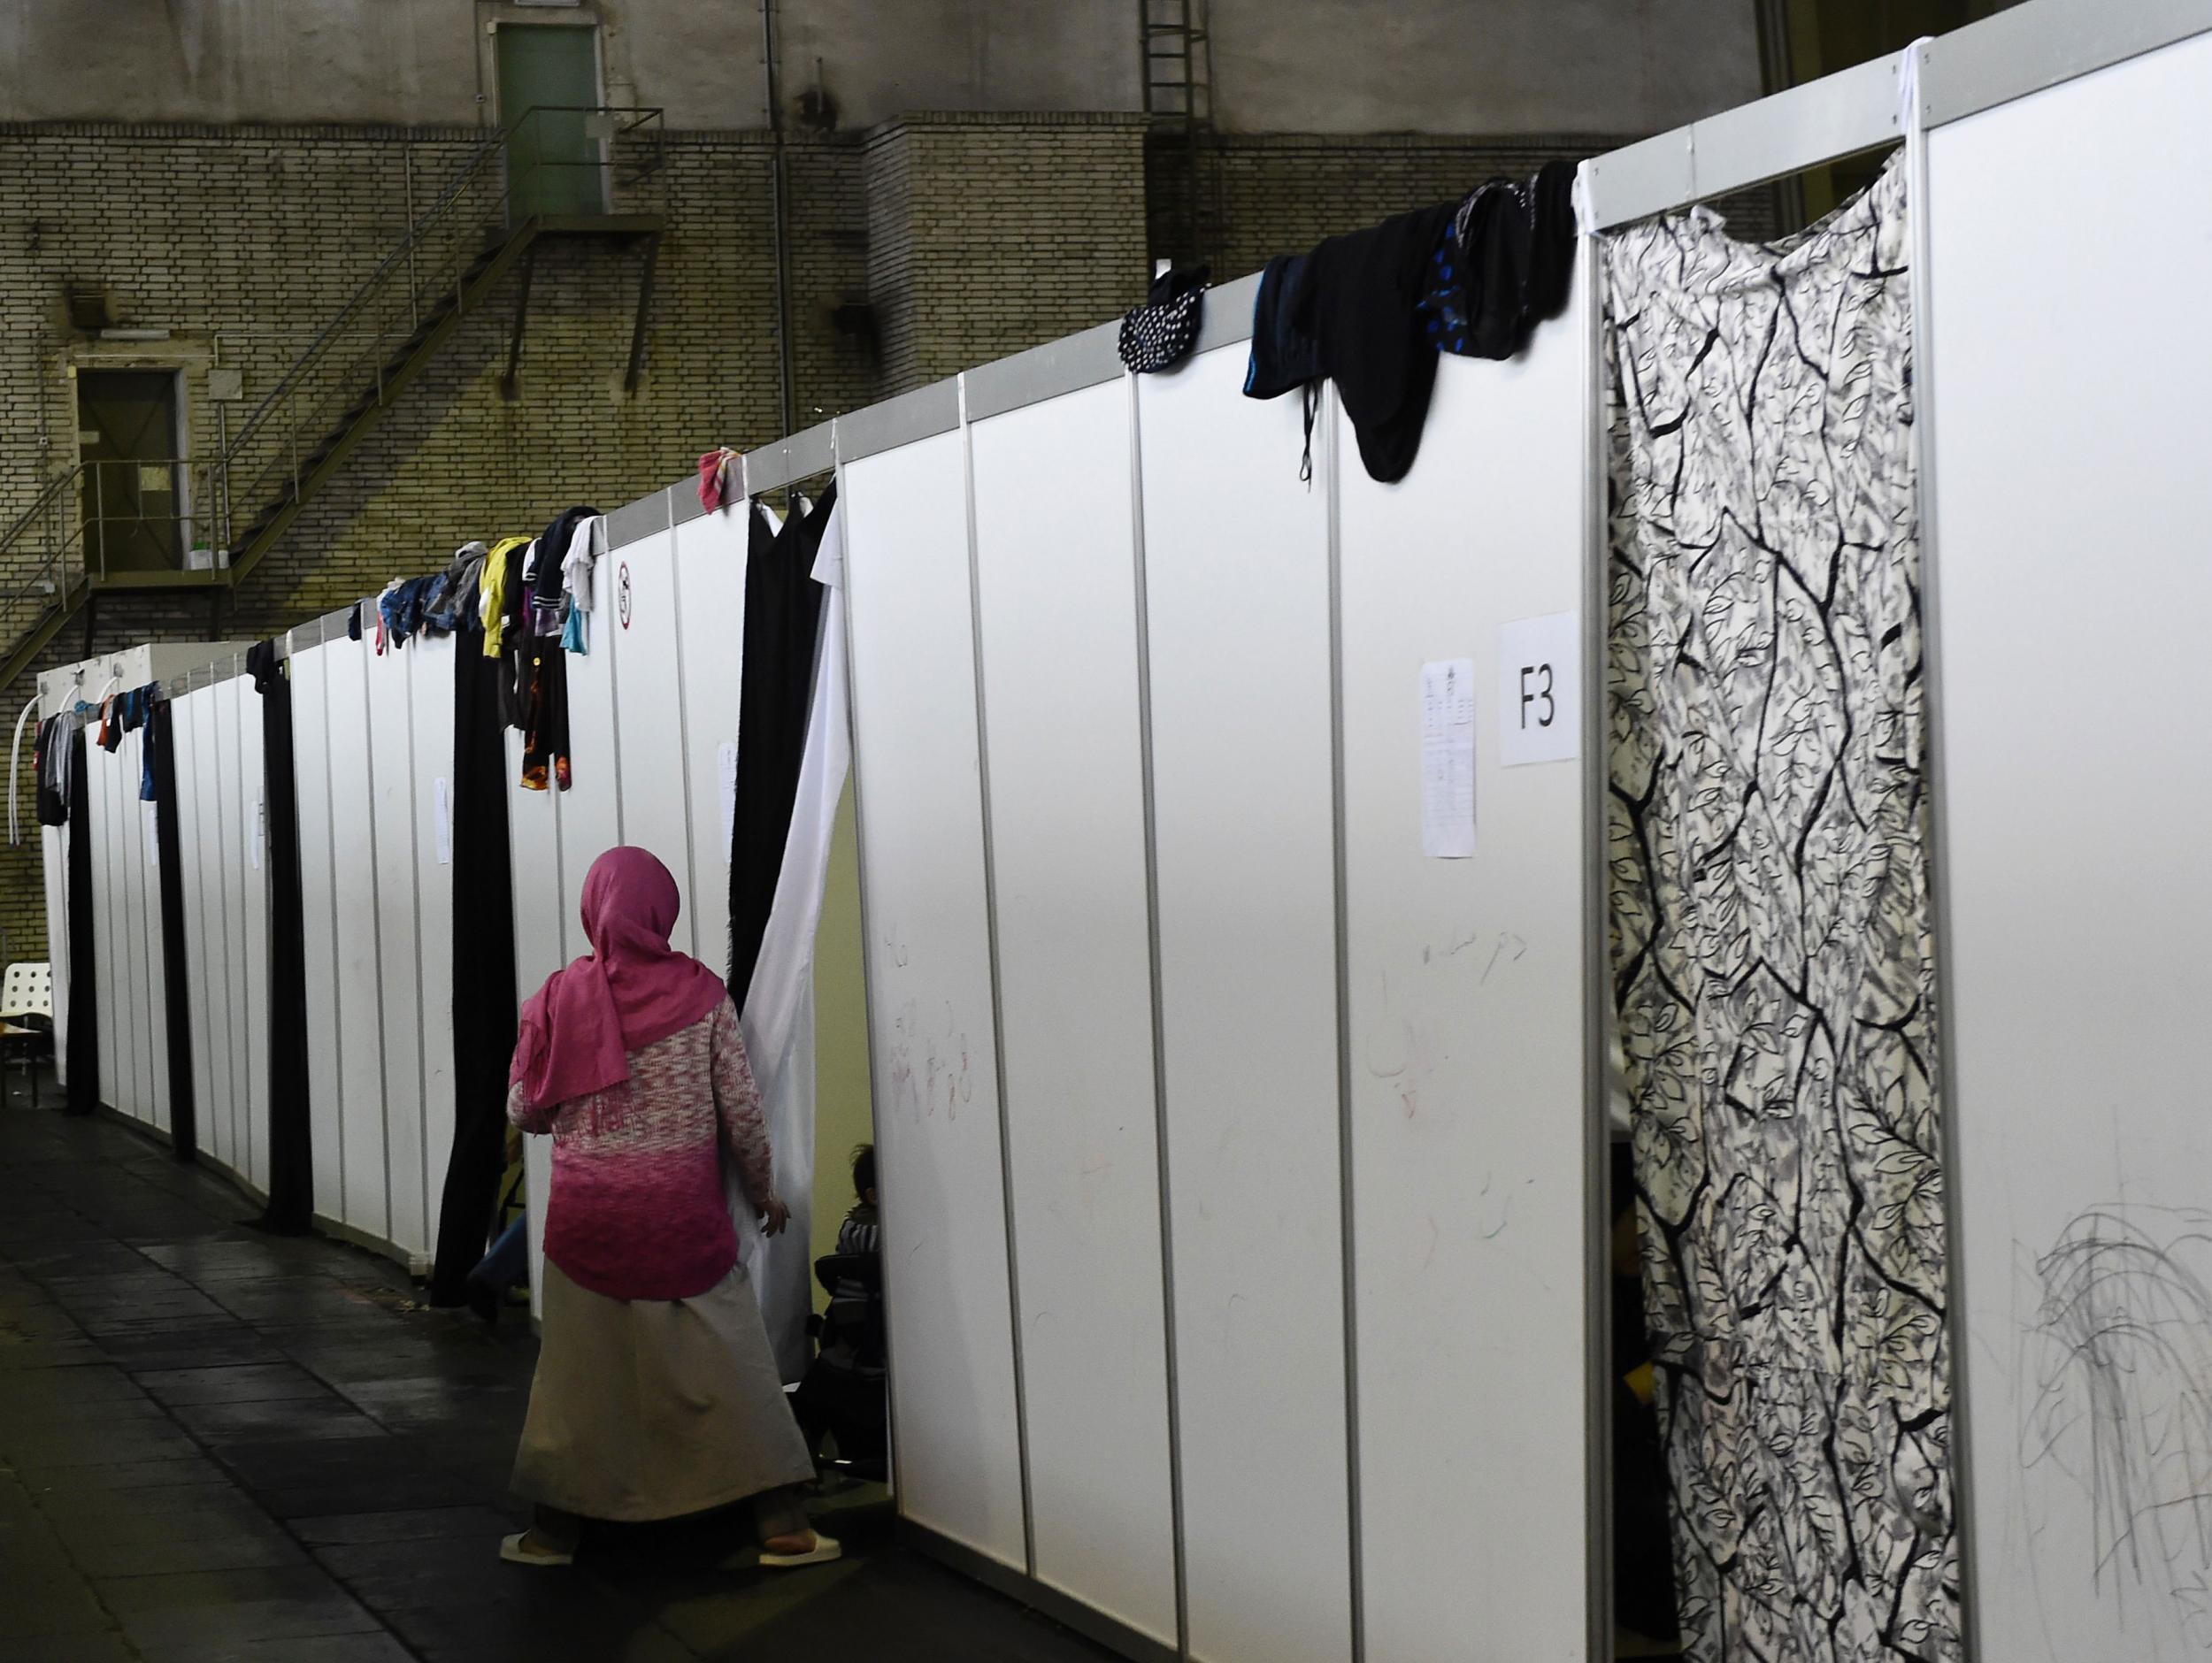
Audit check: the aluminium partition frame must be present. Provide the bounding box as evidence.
[115,8,2212,1653]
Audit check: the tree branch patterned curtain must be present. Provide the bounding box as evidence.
[1602,153,1957,1662]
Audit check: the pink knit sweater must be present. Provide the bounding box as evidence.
[506,997,773,1302]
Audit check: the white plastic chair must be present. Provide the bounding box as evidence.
[1,962,52,1023]
[0,961,53,1105]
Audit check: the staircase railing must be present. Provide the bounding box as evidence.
[221,107,667,549]
[0,471,91,670]
[0,107,665,686]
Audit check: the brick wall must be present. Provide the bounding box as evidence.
[0,112,1775,957]
[1167,130,1782,278]
[0,122,876,957]
[864,115,1150,395]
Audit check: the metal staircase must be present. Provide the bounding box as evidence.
[0,107,667,691]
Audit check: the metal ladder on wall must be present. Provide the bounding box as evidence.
[1141,0,1219,269]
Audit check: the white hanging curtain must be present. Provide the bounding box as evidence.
[729,498,850,1381]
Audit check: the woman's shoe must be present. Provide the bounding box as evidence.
[759,1531,842,1568]
[500,1530,575,1567]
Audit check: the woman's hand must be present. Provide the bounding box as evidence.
[761,1195,792,1238]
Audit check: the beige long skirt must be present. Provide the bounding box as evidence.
[511,1259,816,1522]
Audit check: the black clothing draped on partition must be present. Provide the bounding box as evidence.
[249,642,315,1233]
[428,637,520,1304]
[150,698,197,1161]
[726,486,832,1007]
[63,728,98,1117]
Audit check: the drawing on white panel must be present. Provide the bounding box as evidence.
[2021,1198,2212,1653]
[886,998,973,1122]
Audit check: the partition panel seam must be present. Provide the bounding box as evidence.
[189,698,219,1166]
[959,372,1039,1576]
[138,735,165,1128]
[359,648,395,1240]
[606,570,627,847]
[403,650,432,1253]
[830,452,910,1512]
[1325,386,1366,1663]
[213,708,238,1153]
[226,671,244,1171]
[1124,370,1191,1661]
[666,534,698,961]
[234,668,254,1174]
[318,652,348,1216]
[1577,233,1615,1663]
[1905,48,1978,1662]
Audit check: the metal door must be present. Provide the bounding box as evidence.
[76,369,181,573]
[497,24,603,220]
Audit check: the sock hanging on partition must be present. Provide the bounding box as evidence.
[250,643,314,1234]
[428,639,520,1305]
[726,485,833,1004]
[63,728,98,1117]
[150,698,196,1162]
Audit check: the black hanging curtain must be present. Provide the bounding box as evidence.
[250,644,314,1233]
[63,727,98,1117]
[726,485,833,1005]
[150,698,196,1161]
[428,639,519,1304]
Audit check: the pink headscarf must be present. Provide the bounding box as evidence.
[511,847,726,1110]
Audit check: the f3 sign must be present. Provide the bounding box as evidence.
[1497,611,1579,767]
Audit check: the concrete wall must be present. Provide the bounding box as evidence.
[1208,0,1763,134]
[3,1,1761,136]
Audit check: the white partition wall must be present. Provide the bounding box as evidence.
[366,640,426,1257]
[324,638,388,1239]
[81,724,172,1136]
[1925,27,2212,1662]
[609,530,695,913]
[173,678,234,1181]
[290,641,347,1222]
[506,725,565,1322]
[409,635,457,1241]
[205,678,243,1175]
[42,824,68,1090]
[88,740,114,1107]
[841,425,1027,1571]
[672,505,748,965]
[1340,310,1594,1659]
[831,283,1603,1658]
[236,679,271,1195]
[970,378,1181,1648]
[1135,348,1352,1663]
[259,629,465,1268]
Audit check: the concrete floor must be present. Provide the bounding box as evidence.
[0,1089,1115,1662]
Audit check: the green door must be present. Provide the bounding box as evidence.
[76,370,181,574]
[498,24,603,220]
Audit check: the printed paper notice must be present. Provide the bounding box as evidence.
[718,741,740,846]
[145,801,159,866]
[248,792,264,871]
[1420,657,1477,858]
[432,777,452,865]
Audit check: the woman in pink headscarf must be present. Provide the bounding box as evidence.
[499,847,835,1570]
